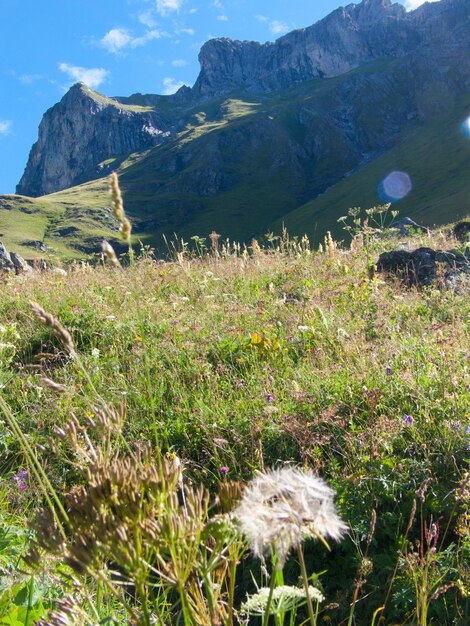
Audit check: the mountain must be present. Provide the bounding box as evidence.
[3,0,469,258]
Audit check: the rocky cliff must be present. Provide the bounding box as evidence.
[192,0,468,96]
[16,83,173,196]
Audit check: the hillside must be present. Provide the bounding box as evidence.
[1,0,469,259]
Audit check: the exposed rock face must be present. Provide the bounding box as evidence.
[193,0,410,96]
[16,0,470,203]
[192,0,469,96]
[16,83,172,197]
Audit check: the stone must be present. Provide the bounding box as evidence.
[453,221,470,243]
[0,241,14,270]
[10,252,27,272]
[376,246,470,287]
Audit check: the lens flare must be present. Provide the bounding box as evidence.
[461,116,470,139]
[378,171,412,202]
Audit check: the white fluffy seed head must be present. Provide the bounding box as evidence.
[233,467,347,565]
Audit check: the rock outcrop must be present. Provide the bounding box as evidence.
[192,0,469,97]
[377,247,470,287]
[16,84,172,197]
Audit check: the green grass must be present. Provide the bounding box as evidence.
[0,217,469,624]
[270,96,470,242]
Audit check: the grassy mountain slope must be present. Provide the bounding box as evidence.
[270,95,470,242]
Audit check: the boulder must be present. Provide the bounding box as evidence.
[0,241,14,271]
[377,246,470,287]
[10,252,27,272]
[453,221,470,243]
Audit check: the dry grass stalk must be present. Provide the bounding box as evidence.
[110,172,132,243]
[101,240,121,268]
[30,301,75,356]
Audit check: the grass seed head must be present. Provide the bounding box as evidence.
[101,240,121,267]
[30,301,75,355]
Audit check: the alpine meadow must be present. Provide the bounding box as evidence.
[0,1,469,625]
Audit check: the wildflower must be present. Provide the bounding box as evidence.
[12,470,27,491]
[233,467,346,566]
[403,414,414,427]
[266,393,275,403]
[466,426,470,435]
[91,348,100,358]
[220,466,229,475]
[385,367,392,376]
[241,585,324,615]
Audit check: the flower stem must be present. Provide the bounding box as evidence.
[297,544,317,626]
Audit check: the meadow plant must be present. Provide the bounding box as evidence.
[234,467,346,625]
[0,210,469,624]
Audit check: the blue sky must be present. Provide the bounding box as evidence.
[0,0,435,194]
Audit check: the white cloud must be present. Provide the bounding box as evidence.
[0,120,12,136]
[172,58,188,67]
[101,28,132,53]
[178,27,195,36]
[403,0,440,9]
[213,0,223,8]
[100,28,161,54]
[217,15,228,22]
[255,15,289,35]
[162,77,186,94]
[19,73,43,85]
[138,10,157,28]
[269,20,288,35]
[156,0,183,16]
[58,63,109,89]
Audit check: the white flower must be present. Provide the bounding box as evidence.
[241,584,324,615]
[234,467,347,565]
[91,348,100,358]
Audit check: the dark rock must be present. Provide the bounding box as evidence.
[22,240,47,252]
[453,220,470,243]
[0,241,14,270]
[10,252,27,272]
[377,246,470,287]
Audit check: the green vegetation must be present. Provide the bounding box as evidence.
[0,203,469,624]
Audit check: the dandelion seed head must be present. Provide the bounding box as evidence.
[233,467,346,565]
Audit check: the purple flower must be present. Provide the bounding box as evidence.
[220,466,229,475]
[12,470,27,490]
[357,440,364,448]
[466,426,470,435]
[403,414,414,427]
[386,367,392,376]
[266,393,275,403]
